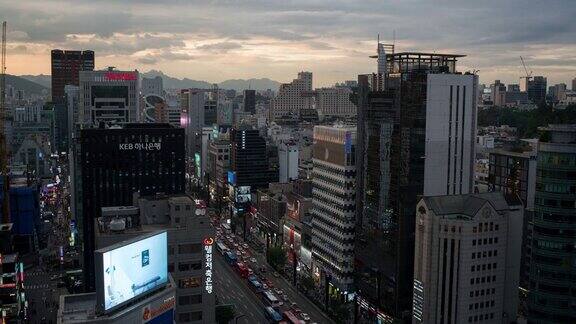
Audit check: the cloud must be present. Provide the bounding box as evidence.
[1,0,575,85]
[196,42,243,53]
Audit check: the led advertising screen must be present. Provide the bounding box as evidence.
[95,231,168,314]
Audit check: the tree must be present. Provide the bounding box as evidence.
[266,246,287,271]
[299,275,315,292]
[215,304,235,324]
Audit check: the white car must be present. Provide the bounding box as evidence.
[301,313,311,321]
[250,257,257,263]
[242,243,249,249]
[274,288,283,295]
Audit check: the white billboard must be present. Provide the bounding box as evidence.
[95,231,168,314]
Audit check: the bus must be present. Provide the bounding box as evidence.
[262,290,282,309]
[216,241,229,254]
[248,275,263,293]
[264,306,283,323]
[224,251,238,265]
[283,311,303,324]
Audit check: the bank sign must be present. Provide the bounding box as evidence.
[119,142,161,151]
[204,237,214,294]
[142,295,175,324]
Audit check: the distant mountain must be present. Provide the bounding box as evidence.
[218,78,280,91]
[6,75,49,95]
[20,74,51,88]
[15,70,282,93]
[142,70,281,91]
[141,70,212,89]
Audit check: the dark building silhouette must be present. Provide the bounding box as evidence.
[51,50,94,151]
[230,128,277,190]
[79,123,185,291]
[243,89,256,114]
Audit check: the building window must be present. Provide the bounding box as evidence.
[179,243,201,254]
[168,263,175,272]
[178,276,201,288]
[178,311,202,322]
[186,204,191,211]
[175,205,181,211]
[168,245,175,255]
[178,260,202,272]
[179,294,202,305]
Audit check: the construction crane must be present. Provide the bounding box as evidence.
[0,21,9,223]
[520,56,533,81]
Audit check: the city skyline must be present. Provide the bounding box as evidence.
[1,0,575,87]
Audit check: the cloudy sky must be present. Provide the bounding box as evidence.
[2,0,575,87]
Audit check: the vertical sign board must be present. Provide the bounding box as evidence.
[203,237,214,294]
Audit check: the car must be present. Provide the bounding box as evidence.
[238,246,243,252]
[274,288,283,295]
[262,283,268,290]
[50,274,61,281]
[233,243,239,248]
[277,301,284,307]
[301,313,311,321]
[242,243,249,249]
[290,302,297,309]
[282,294,289,301]
[57,281,66,288]
[273,272,280,278]
[293,307,302,315]
[265,280,274,288]
[259,266,267,273]
[250,257,257,263]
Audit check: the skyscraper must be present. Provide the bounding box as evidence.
[527,76,547,105]
[51,49,94,103]
[311,125,356,295]
[243,89,256,114]
[51,49,94,151]
[78,123,185,291]
[413,192,523,324]
[527,124,576,323]
[355,51,478,321]
[230,128,277,190]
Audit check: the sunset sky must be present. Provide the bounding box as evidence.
[2,0,575,87]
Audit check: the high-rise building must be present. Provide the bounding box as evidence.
[79,68,140,126]
[243,89,256,114]
[488,147,537,289]
[96,195,215,323]
[355,51,477,321]
[278,141,299,183]
[549,83,567,102]
[230,128,277,190]
[270,72,313,122]
[78,123,185,291]
[314,87,357,120]
[51,50,94,151]
[51,50,94,103]
[491,80,507,107]
[311,125,356,294]
[424,73,478,196]
[207,139,231,203]
[527,76,547,104]
[141,76,164,96]
[412,192,523,324]
[527,124,576,323]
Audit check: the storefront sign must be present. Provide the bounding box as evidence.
[204,238,214,294]
[142,296,175,322]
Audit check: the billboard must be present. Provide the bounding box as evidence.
[95,231,168,314]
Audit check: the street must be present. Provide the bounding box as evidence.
[214,252,269,323]
[213,216,334,324]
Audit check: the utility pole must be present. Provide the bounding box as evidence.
[0,21,9,223]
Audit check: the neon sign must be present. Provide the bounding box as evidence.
[105,72,137,81]
[204,237,213,294]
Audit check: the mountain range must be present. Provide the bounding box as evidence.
[16,70,281,92]
[6,74,50,95]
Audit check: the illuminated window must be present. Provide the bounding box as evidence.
[178,276,202,288]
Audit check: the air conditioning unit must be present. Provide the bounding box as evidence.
[109,218,126,231]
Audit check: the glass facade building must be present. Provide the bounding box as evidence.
[528,125,576,323]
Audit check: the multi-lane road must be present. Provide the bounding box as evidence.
[213,219,334,324]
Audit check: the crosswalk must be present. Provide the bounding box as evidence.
[26,271,45,277]
[24,283,51,290]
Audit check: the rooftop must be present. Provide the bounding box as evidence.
[423,192,522,219]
